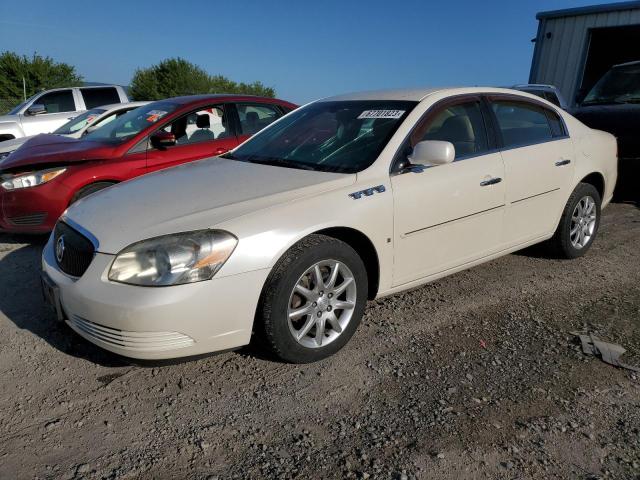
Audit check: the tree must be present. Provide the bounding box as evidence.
[130,57,275,100]
[0,51,83,100]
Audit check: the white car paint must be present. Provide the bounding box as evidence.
[42,87,617,360]
[0,102,148,161]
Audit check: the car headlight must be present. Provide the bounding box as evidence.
[108,230,238,286]
[0,150,14,162]
[1,167,66,190]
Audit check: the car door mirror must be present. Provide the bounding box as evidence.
[409,140,455,166]
[26,104,47,116]
[150,131,176,149]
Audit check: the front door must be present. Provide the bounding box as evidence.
[145,104,238,173]
[391,98,506,286]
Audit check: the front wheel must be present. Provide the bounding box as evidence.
[548,182,601,258]
[257,234,368,363]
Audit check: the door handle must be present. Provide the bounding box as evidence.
[555,159,571,166]
[480,177,502,186]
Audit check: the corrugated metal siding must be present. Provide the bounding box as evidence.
[530,7,640,105]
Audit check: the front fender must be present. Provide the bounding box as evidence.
[214,180,394,292]
[0,120,24,140]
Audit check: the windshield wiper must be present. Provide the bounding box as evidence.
[245,156,317,171]
[581,98,626,106]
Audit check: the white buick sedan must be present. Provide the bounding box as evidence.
[41,88,617,363]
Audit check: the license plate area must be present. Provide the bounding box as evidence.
[41,272,65,321]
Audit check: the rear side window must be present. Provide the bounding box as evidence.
[415,101,489,159]
[491,101,553,148]
[236,103,282,135]
[36,90,75,113]
[81,87,121,109]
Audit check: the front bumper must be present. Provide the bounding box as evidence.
[0,180,72,233]
[41,235,270,360]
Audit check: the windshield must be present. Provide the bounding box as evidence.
[223,100,416,173]
[582,63,640,105]
[53,108,106,135]
[83,101,178,144]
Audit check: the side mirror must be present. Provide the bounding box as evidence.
[26,104,46,116]
[150,131,176,149]
[408,140,455,166]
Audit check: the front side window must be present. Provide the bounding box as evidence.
[160,105,228,145]
[53,108,106,134]
[36,90,75,113]
[236,103,283,135]
[84,101,179,144]
[491,101,553,148]
[81,87,121,109]
[223,100,416,173]
[415,102,489,159]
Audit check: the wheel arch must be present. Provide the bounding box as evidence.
[69,179,120,205]
[312,226,380,299]
[578,171,605,200]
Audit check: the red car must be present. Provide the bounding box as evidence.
[0,95,296,233]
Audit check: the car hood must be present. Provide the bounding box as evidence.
[0,134,117,172]
[64,157,355,254]
[0,114,19,125]
[0,135,30,154]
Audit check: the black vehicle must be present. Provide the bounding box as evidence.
[571,61,640,163]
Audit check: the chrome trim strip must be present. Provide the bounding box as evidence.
[511,187,560,204]
[404,204,505,236]
[59,216,100,250]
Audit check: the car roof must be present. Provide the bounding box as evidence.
[96,101,149,112]
[511,84,557,90]
[317,87,547,103]
[164,94,288,106]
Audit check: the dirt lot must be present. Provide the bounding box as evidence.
[0,184,639,480]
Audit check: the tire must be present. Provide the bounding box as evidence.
[70,182,116,205]
[548,182,601,259]
[256,234,368,363]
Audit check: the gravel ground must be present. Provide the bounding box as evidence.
[0,184,639,480]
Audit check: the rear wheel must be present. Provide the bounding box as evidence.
[257,234,368,363]
[548,183,601,258]
[70,182,116,205]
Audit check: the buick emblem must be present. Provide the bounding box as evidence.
[55,236,65,263]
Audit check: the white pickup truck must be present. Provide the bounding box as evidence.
[0,85,129,142]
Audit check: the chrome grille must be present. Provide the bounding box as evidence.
[53,222,95,277]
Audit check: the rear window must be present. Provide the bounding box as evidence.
[81,87,121,109]
[492,101,553,148]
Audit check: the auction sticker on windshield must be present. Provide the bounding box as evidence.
[146,110,168,123]
[357,110,405,119]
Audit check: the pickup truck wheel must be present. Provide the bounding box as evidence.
[549,183,601,259]
[257,234,368,363]
[70,182,116,205]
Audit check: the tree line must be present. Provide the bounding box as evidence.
[0,52,275,103]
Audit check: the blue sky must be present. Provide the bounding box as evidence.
[0,0,608,103]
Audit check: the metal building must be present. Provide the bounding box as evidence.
[529,1,640,107]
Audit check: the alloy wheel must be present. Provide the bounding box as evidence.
[570,195,597,249]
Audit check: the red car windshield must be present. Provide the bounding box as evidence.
[83,102,178,144]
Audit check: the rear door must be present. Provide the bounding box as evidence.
[145,104,238,173]
[488,95,575,246]
[21,89,78,136]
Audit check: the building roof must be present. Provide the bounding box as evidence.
[537,1,640,20]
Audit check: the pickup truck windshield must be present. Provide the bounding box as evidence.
[84,102,178,144]
[582,63,640,105]
[53,108,106,135]
[223,100,416,173]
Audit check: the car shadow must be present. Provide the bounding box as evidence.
[0,234,128,367]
